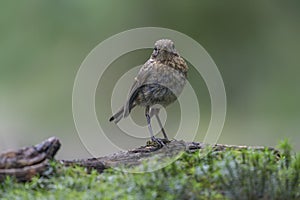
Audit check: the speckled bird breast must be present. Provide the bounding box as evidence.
[135,64,187,107]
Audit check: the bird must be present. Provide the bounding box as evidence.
[109,39,188,146]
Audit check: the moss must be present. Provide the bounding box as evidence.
[0,140,299,200]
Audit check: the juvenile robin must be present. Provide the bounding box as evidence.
[109,39,188,146]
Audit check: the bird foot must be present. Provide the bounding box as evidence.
[146,137,170,148]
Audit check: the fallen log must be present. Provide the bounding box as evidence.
[0,137,280,181]
[0,137,61,182]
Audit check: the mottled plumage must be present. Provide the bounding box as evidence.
[109,39,188,145]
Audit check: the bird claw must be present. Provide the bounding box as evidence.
[151,136,169,147]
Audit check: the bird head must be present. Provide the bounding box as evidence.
[151,39,178,61]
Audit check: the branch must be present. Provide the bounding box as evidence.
[0,137,279,181]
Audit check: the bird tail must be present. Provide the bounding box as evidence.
[109,106,124,124]
[109,103,136,124]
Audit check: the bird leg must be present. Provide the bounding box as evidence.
[145,106,165,147]
[155,114,169,141]
[149,107,169,141]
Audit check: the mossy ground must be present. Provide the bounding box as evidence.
[0,140,299,200]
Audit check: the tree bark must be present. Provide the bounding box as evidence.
[0,137,279,181]
[0,137,60,182]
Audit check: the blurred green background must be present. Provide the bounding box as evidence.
[1,1,299,159]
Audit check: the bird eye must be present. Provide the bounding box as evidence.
[152,47,159,57]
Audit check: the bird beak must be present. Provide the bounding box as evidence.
[172,50,178,56]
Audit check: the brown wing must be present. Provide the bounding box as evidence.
[123,59,154,117]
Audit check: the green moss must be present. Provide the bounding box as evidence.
[0,140,299,200]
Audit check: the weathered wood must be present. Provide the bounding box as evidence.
[0,137,61,182]
[0,137,280,181]
[61,140,188,173]
[61,140,280,173]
